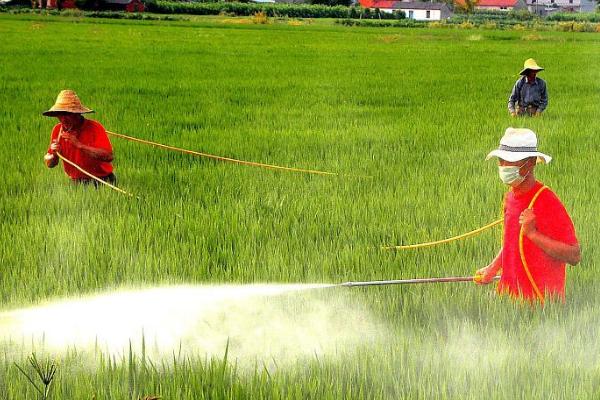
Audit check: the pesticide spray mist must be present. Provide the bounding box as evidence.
[0,284,389,366]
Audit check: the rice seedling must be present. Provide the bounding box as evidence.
[14,354,57,400]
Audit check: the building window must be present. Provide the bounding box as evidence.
[426,10,430,18]
[408,10,414,18]
[569,0,573,3]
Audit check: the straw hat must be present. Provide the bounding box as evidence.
[519,58,544,76]
[43,90,94,116]
[486,127,552,164]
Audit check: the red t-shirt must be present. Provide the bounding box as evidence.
[47,119,113,180]
[498,181,578,300]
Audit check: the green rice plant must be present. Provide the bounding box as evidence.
[457,20,475,29]
[555,21,574,31]
[252,10,268,24]
[14,354,57,400]
[531,21,550,31]
[59,7,83,16]
[521,33,542,40]
[480,21,497,29]
[571,21,596,32]
[428,20,447,28]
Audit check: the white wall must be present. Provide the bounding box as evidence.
[402,8,442,20]
[380,7,442,20]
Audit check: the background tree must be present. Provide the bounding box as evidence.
[454,0,480,13]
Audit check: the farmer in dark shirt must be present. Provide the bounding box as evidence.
[508,59,548,117]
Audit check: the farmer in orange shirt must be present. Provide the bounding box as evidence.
[475,128,581,302]
[43,90,116,185]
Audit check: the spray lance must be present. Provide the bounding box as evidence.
[339,275,500,288]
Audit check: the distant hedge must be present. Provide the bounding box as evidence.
[147,1,404,19]
[0,6,187,19]
[547,12,600,22]
[337,16,600,32]
[451,9,537,22]
[337,18,422,27]
[309,0,353,8]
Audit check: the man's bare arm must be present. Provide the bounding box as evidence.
[77,144,113,162]
[520,208,581,266]
[526,230,581,266]
[475,249,503,285]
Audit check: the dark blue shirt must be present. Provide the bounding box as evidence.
[508,76,548,113]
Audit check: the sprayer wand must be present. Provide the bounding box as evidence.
[340,276,500,288]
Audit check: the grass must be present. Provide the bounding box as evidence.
[1,13,600,399]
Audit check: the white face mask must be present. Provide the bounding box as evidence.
[498,162,528,186]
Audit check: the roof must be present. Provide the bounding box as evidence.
[395,1,450,9]
[454,0,519,6]
[358,0,396,8]
[359,0,450,9]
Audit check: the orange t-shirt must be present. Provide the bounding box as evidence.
[497,181,578,300]
[47,119,113,180]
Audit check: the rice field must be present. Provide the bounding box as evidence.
[1,13,600,398]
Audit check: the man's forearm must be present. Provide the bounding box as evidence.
[538,95,548,112]
[508,85,519,113]
[489,250,503,275]
[78,144,113,162]
[526,230,580,265]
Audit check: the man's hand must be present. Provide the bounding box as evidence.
[49,140,61,154]
[519,209,537,237]
[473,265,497,285]
[44,144,59,168]
[510,111,517,117]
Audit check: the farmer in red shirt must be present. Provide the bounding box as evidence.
[474,128,580,302]
[43,90,116,185]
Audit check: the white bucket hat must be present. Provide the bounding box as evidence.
[486,127,552,164]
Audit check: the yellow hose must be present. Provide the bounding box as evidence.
[381,218,503,250]
[107,130,357,178]
[55,151,137,198]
